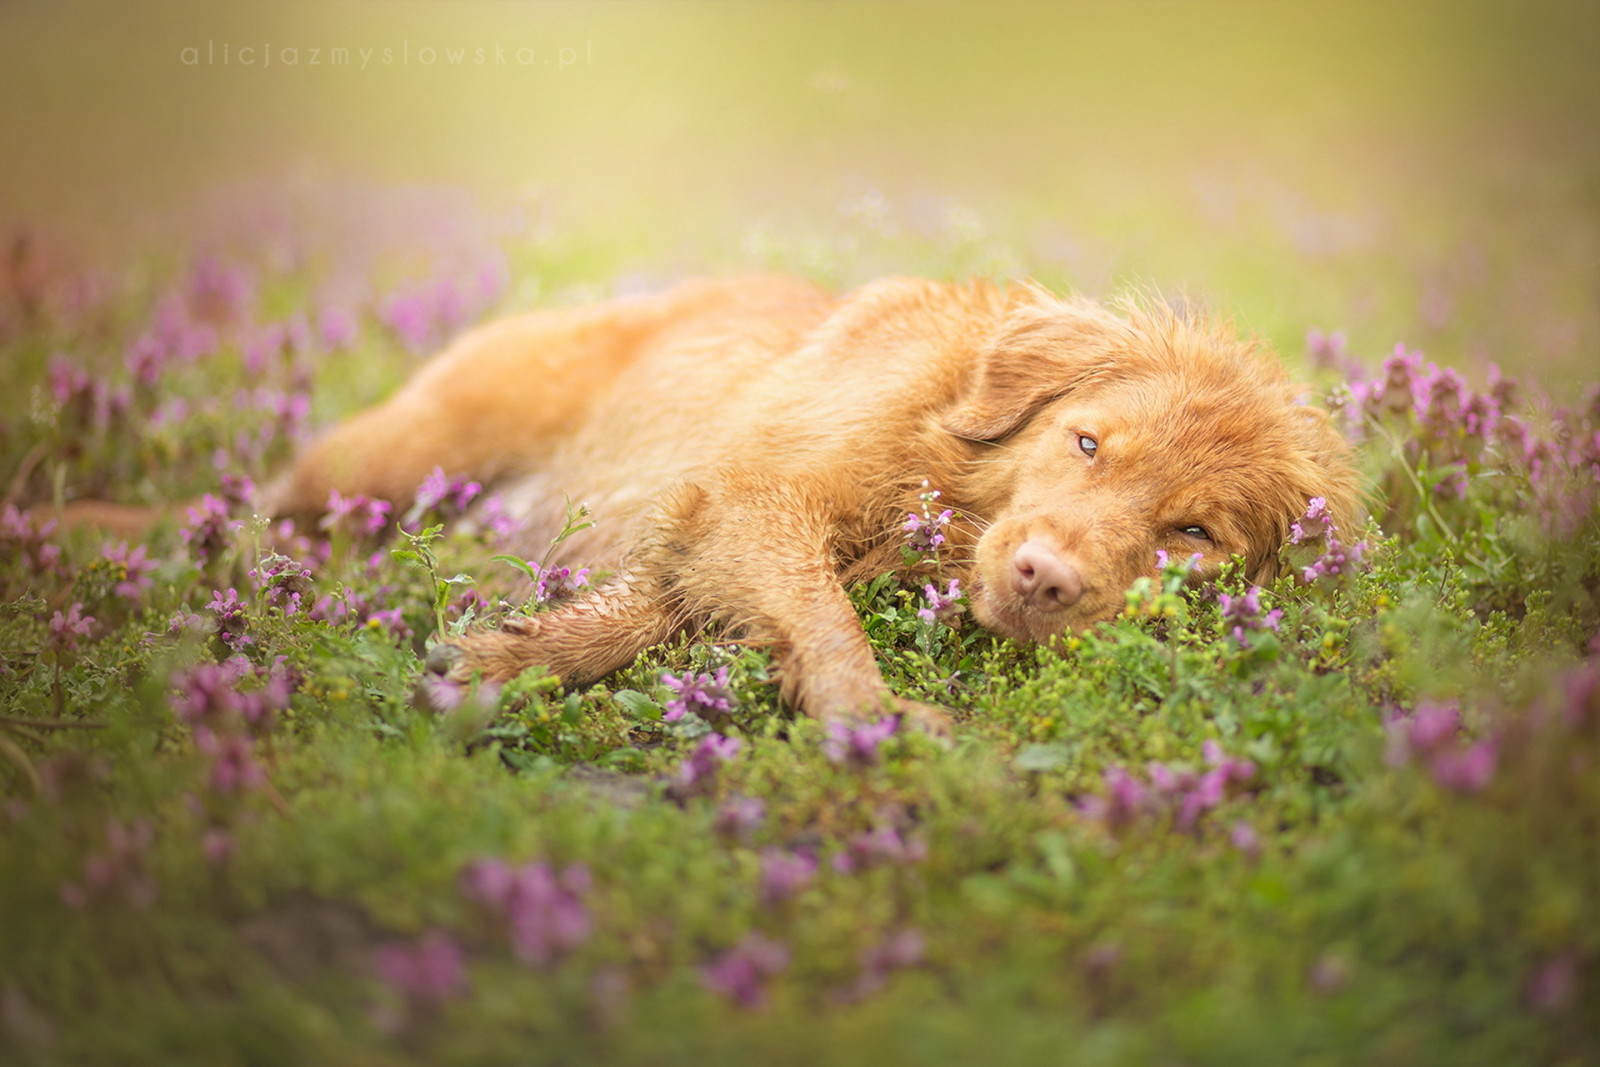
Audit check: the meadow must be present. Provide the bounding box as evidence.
[1,2,1598,1063]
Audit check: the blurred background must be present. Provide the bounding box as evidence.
[2,0,1597,392]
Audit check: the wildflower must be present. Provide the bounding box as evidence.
[321,490,392,539]
[373,931,468,1011]
[102,541,157,601]
[180,494,243,562]
[1300,534,1366,584]
[823,715,898,769]
[833,825,927,872]
[1229,820,1261,859]
[409,466,482,524]
[700,933,789,1010]
[1217,587,1282,648]
[318,306,360,351]
[364,607,412,641]
[476,493,520,542]
[196,730,266,794]
[531,563,590,605]
[675,733,744,797]
[1288,497,1335,545]
[459,858,591,967]
[904,482,954,553]
[1429,737,1498,793]
[248,551,314,615]
[205,588,252,651]
[917,579,964,623]
[758,848,816,906]
[201,827,234,868]
[58,817,158,911]
[48,602,94,652]
[662,667,736,723]
[712,796,767,841]
[186,255,254,324]
[0,504,63,579]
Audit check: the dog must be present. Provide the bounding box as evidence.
[232,274,1359,729]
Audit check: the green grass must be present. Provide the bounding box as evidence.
[0,185,1595,1064]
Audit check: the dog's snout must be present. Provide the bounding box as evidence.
[1010,539,1086,612]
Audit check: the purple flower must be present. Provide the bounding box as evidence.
[1217,587,1282,648]
[823,715,898,769]
[58,817,157,911]
[1300,533,1367,584]
[1288,497,1335,545]
[758,849,816,906]
[186,255,254,324]
[662,667,736,723]
[196,729,266,794]
[102,540,157,601]
[675,733,744,797]
[48,602,94,652]
[1155,549,1203,574]
[180,494,244,563]
[317,306,360,351]
[205,588,252,651]
[917,579,964,623]
[248,551,314,615]
[364,607,412,642]
[833,825,927,872]
[0,504,64,578]
[374,931,468,1010]
[407,466,482,527]
[1429,737,1498,793]
[712,796,767,841]
[700,933,789,1010]
[459,858,591,967]
[1229,820,1261,859]
[904,483,954,553]
[321,490,392,539]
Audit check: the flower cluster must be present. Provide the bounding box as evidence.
[1288,497,1368,585]
[48,602,95,653]
[903,482,954,554]
[758,848,817,906]
[171,656,294,800]
[248,551,314,615]
[102,540,157,602]
[1,505,64,589]
[834,929,926,1003]
[205,588,252,651]
[700,932,790,1010]
[1329,338,1600,536]
[321,490,392,540]
[180,494,244,563]
[673,733,743,799]
[822,715,898,769]
[1217,587,1282,648]
[662,667,736,724]
[831,824,928,873]
[379,257,508,354]
[1384,700,1499,793]
[458,857,592,967]
[58,817,158,912]
[405,466,482,528]
[373,931,469,1017]
[1079,741,1257,832]
[917,578,964,624]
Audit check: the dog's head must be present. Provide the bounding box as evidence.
[944,293,1361,646]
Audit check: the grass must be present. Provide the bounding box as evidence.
[0,179,1595,1065]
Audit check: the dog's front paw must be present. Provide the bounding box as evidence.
[420,617,552,685]
[888,697,954,741]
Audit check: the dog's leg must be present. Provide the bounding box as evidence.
[425,571,685,690]
[653,479,951,733]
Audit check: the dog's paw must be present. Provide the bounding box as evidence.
[889,698,954,742]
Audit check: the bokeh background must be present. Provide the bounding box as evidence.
[3,0,1597,392]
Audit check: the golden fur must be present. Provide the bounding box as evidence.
[87,275,1364,727]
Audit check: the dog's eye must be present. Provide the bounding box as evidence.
[1077,435,1098,458]
[1179,525,1211,542]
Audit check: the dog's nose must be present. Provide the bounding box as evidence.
[1011,539,1086,611]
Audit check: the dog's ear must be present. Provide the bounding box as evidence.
[942,300,1124,441]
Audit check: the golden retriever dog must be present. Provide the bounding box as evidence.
[237,274,1359,728]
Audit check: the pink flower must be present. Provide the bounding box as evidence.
[662,667,736,723]
[700,933,789,1009]
[823,716,898,769]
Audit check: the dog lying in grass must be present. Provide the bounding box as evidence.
[216,274,1355,728]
